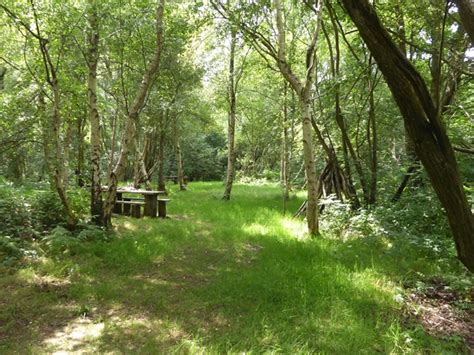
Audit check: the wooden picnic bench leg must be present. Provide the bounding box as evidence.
[144,194,158,217]
[131,205,141,218]
[158,200,167,218]
[113,192,123,214]
[123,197,131,215]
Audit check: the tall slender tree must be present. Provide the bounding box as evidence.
[87,0,103,225]
[223,25,237,200]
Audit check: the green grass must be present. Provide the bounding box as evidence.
[0,182,469,353]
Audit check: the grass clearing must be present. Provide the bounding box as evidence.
[0,182,471,353]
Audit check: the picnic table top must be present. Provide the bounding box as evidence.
[101,186,165,195]
[119,189,165,195]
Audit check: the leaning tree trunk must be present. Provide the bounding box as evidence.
[223,26,237,200]
[341,0,474,272]
[132,135,153,190]
[87,0,104,225]
[36,13,76,227]
[103,0,166,227]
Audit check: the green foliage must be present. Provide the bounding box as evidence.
[42,224,110,256]
[31,191,66,230]
[76,224,110,242]
[181,133,227,181]
[0,235,24,266]
[0,185,106,264]
[42,226,82,255]
[0,189,36,240]
[321,188,464,280]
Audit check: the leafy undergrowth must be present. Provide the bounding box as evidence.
[0,182,472,353]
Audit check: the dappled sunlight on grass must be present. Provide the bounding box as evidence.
[43,317,105,353]
[115,219,140,232]
[279,216,307,239]
[1,182,469,353]
[242,222,269,236]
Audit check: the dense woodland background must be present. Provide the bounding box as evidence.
[0,0,473,352]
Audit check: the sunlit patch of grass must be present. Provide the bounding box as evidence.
[42,317,105,353]
[0,182,469,353]
[279,216,307,239]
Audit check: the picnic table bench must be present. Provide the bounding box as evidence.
[102,187,169,218]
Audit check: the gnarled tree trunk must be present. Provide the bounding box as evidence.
[341,0,474,272]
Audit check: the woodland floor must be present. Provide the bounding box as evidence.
[0,182,472,353]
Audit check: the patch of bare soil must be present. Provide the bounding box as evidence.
[405,279,473,351]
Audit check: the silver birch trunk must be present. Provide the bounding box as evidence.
[87,0,103,224]
[223,27,237,200]
[274,0,324,235]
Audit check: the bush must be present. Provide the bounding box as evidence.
[0,190,36,239]
[0,235,24,266]
[76,224,110,242]
[42,224,110,256]
[69,189,90,220]
[31,191,66,229]
[42,226,82,255]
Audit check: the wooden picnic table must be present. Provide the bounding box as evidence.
[102,187,167,217]
[117,189,166,218]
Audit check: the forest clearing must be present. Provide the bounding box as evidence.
[1,0,473,353]
[1,182,473,353]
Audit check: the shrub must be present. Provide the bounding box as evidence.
[0,190,36,239]
[76,224,110,242]
[31,191,66,230]
[0,235,23,266]
[42,226,82,255]
[69,189,90,221]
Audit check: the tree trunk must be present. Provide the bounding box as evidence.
[157,121,166,193]
[0,66,5,90]
[281,81,290,200]
[76,115,86,187]
[103,0,166,226]
[2,1,77,225]
[300,99,320,235]
[274,0,324,235]
[51,84,76,227]
[453,0,474,43]
[39,33,76,227]
[87,0,104,225]
[223,26,237,200]
[341,0,474,272]
[173,119,186,191]
[367,61,378,204]
[39,91,55,189]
